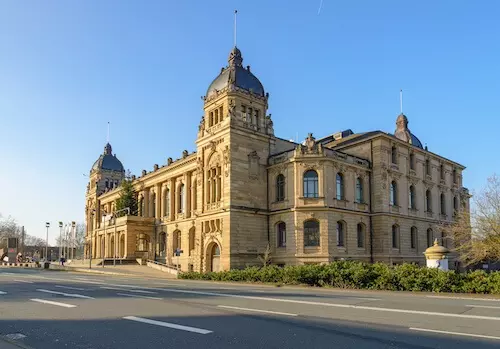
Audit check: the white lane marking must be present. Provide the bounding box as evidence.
[427,295,500,302]
[14,279,34,283]
[466,304,500,309]
[117,293,162,300]
[0,272,17,275]
[410,327,500,341]
[218,305,298,317]
[36,289,95,299]
[30,298,77,308]
[123,316,212,334]
[102,286,156,294]
[0,291,7,295]
[55,285,87,291]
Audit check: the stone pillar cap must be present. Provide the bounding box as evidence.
[423,239,450,259]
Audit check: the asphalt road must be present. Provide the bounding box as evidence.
[0,268,499,349]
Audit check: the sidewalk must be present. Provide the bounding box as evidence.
[49,263,177,279]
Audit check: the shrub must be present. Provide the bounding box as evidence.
[177,261,500,294]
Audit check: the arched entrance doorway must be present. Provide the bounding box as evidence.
[109,236,115,258]
[208,243,220,272]
[159,232,166,257]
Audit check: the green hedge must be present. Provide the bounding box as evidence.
[179,261,500,294]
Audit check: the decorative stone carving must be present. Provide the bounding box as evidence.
[198,116,205,132]
[299,161,321,171]
[167,158,173,165]
[182,150,188,159]
[295,133,323,156]
[223,145,231,177]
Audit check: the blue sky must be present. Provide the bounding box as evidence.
[0,1,499,243]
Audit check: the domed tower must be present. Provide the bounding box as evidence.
[394,113,423,148]
[195,45,275,270]
[85,142,125,238]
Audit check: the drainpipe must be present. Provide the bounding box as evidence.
[369,141,374,263]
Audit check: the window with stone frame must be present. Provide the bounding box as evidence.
[453,196,459,215]
[276,174,285,202]
[425,189,432,212]
[440,192,446,215]
[453,168,458,184]
[336,173,344,200]
[411,226,418,249]
[425,159,431,176]
[440,164,445,181]
[355,177,363,203]
[276,222,286,248]
[172,230,181,252]
[303,170,318,198]
[391,146,398,164]
[207,166,222,203]
[409,153,415,170]
[178,184,185,213]
[304,220,320,247]
[392,225,400,248]
[409,185,416,209]
[165,189,170,217]
[337,220,346,247]
[427,228,433,247]
[390,181,398,206]
[357,223,365,248]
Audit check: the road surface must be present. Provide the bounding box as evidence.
[0,268,499,348]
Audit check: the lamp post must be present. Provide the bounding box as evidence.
[45,222,50,261]
[89,210,95,269]
[71,221,76,260]
[58,221,63,259]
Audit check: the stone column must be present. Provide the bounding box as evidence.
[168,179,175,218]
[155,183,162,219]
[143,189,150,218]
[185,173,191,218]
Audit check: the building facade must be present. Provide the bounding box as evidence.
[84,46,471,272]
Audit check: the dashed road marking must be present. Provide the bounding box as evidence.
[14,279,34,283]
[30,298,77,308]
[123,316,212,334]
[55,285,87,291]
[218,305,298,317]
[117,293,162,300]
[36,289,94,299]
[466,304,500,310]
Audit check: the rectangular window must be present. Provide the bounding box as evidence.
[255,109,259,127]
[219,106,223,121]
[411,228,417,249]
[209,112,214,127]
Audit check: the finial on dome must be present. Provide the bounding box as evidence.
[104,142,112,155]
[228,46,243,67]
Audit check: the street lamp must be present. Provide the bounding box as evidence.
[71,221,76,260]
[45,222,50,261]
[58,221,63,259]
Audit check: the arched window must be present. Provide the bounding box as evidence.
[337,221,345,247]
[391,146,398,164]
[409,153,415,170]
[390,181,398,206]
[179,184,185,213]
[303,170,318,198]
[304,220,320,247]
[425,189,432,212]
[172,230,181,252]
[440,193,446,215]
[276,174,285,202]
[276,222,286,248]
[357,223,365,248]
[336,173,344,200]
[425,159,431,176]
[355,177,363,203]
[427,228,433,247]
[188,227,195,256]
[392,225,400,249]
[165,189,170,217]
[411,226,417,249]
[409,185,416,209]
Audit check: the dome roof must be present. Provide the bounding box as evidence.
[91,143,124,173]
[394,113,423,149]
[206,47,265,98]
[424,239,450,259]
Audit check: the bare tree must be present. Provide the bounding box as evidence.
[441,175,500,265]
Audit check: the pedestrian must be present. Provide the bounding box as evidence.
[60,255,65,266]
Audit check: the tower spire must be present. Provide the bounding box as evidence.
[234,10,238,47]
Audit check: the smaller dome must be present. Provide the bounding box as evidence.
[91,143,124,173]
[424,239,450,259]
[394,113,423,149]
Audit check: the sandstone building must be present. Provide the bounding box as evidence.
[84,46,470,272]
